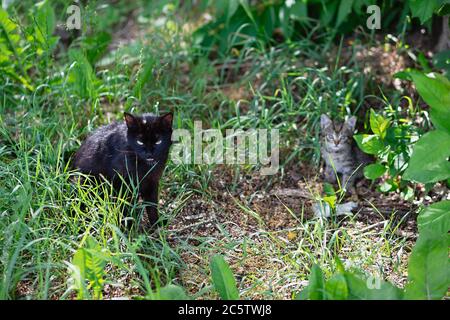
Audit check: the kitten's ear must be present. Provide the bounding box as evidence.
[320,114,332,129]
[124,112,138,129]
[346,116,357,131]
[160,112,173,129]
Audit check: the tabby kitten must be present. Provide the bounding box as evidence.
[73,112,173,227]
[320,114,370,192]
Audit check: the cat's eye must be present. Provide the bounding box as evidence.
[155,139,162,145]
[136,140,144,146]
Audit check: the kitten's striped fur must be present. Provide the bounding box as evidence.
[320,114,371,192]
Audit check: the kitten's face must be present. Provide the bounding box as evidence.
[320,115,356,152]
[124,112,173,164]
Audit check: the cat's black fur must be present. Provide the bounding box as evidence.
[73,112,173,227]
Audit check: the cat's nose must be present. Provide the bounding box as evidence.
[334,140,340,146]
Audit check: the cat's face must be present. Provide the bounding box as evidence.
[124,112,173,164]
[320,114,356,152]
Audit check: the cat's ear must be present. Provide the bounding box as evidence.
[346,116,357,131]
[124,112,138,129]
[320,114,332,129]
[160,112,173,129]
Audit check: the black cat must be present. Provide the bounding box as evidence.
[73,112,173,228]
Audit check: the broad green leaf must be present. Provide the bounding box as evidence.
[433,50,450,78]
[325,274,348,300]
[403,130,450,183]
[352,0,372,15]
[210,255,239,300]
[35,1,56,39]
[364,163,386,180]
[0,7,32,86]
[279,7,293,39]
[404,232,449,300]
[320,0,339,26]
[67,255,90,300]
[354,134,384,155]
[408,70,450,133]
[215,0,240,25]
[408,0,439,24]
[335,256,346,274]
[0,8,20,53]
[70,236,109,300]
[290,0,309,23]
[336,0,354,27]
[323,182,336,196]
[417,200,450,235]
[342,272,367,299]
[379,181,394,193]
[238,0,257,28]
[227,0,240,24]
[323,195,337,209]
[294,287,309,300]
[84,32,112,65]
[345,273,403,300]
[68,49,99,99]
[369,109,390,139]
[308,264,326,300]
[367,280,403,300]
[158,285,190,300]
[130,54,155,103]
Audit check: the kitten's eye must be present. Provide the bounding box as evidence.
[155,139,162,145]
[327,134,333,139]
[136,140,144,146]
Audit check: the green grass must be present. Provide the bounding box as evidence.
[0,1,424,300]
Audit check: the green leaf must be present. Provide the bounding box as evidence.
[335,256,346,274]
[408,0,439,24]
[336,0,354,27]
[131,54,155,103]
[158,285,190,300]
[401,186,415,201]
[379,181,394,193]
[215,0,240,25]
[323,195,337,209]
[279,7,293,39]
[0,7,31,85]
[70,236,110,300]
[408,70,450,133]
[342,273,368,299]
[354,134,384,155]
[290,0,309,23]
[363,163,386,180]
[325,274,348,300]
[344,273,403,300]
[68,49,99,99]
[307,264,326,300]
[352,0,372,15]
[35,0,58,49]
[404,232,449,299]
[210,255,239,300]
[227,0,240,24]
[323,183,335,196]
[320,0,339,26]
[403,130,450,183]
[294,286,309,300]
[369,109,390,139]
[84,32,112,65]
[417,200,450,236]
[433,50,450,78]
